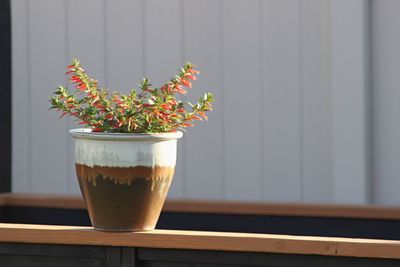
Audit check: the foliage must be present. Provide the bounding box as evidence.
[50,59,214,133]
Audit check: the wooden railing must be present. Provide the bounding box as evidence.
[0,223,400,259]
[2,193,400,219]
[1,193,400,266]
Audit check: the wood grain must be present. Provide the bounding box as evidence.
[2,194,400,220]
[0,223,399,260]
[164,199,400,220]
[0,194,8,206]
[0,194,86,209]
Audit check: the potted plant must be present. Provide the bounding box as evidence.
[50,59,214,231]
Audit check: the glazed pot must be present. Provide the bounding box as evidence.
[69,129,183,232]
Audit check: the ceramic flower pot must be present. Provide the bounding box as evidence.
[69,128,183,232]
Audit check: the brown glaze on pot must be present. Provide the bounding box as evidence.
[76,164,175,186]
[76,163,174,231]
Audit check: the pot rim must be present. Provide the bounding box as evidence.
[69,128,183,141]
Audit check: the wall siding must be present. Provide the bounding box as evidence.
[262,0,302,202]
[300,0,332,203]
[371,0,400,205]
[29,0,69,194]
[330,0,370,204]
[222,0,263,201]
[11,0,30,192]
[182,0,224,199]
[11,0,370,203]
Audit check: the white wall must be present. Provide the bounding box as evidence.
[11,0,372,203]
[371,0,400,205]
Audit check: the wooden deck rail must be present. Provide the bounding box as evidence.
[1,194,400,266]
[0,223,400,260]
[1,193,400,219]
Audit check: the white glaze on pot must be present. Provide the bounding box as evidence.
[69,129,183,168]
[74,139,178,168]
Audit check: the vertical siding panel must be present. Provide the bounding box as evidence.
[145,0,184,198]
[371,0,400,204]
[222,0,262,201]
[144,0,182,85]
[262,0,302,202]
[29,0,68,193]
[105,0,144,94]
[330,0,370,204]
[182,0,224,199]
[66,0,106,194]
[301,0,332,202]
[67,1,106,83]
[11,0,30,192]
[64,0,76,195]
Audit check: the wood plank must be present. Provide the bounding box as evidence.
[3,194,400,220]
[0,255,106,267]
[0,223,400,260]
[121,248,136,267]
[3,194,85,209]
[106,247,121,267]
[163,200,400,220]
[0,194,9,206]
[138,248,400,267]
[0,243,105,258]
